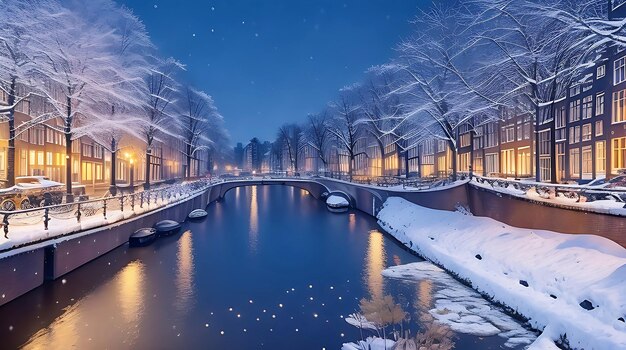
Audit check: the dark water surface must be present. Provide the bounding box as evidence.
[0,185,528,349]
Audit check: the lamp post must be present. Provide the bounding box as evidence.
[129,158,134,193]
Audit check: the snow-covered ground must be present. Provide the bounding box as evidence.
[326,195,349,206]
[0,182,209,253]
[370,197,626,349]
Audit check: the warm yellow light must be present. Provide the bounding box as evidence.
[124,152,130,159]
[130,158,134,165]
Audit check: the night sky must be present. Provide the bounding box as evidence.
[117,0,423,145]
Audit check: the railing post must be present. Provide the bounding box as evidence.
[103,198,107,220]
[140,192,144,208]
[44,208,50,230]
[76,203,82,223]
[120,195,124,212]
[3,213,9,239]
[131,193,135,210]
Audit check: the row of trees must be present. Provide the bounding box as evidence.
[271,0,626,182]
[0,0,229,196]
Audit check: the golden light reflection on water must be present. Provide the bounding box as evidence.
[22,261,147,349]
[175,230,195,313]
[348,213,356,232]
[300,189,309,197]
[249,186,258,253]
[364,229,386,299]
[22,303,81,350]
[118,261,146,325]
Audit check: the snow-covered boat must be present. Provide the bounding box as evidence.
[326,195,349,213]
[188,209,208,220]
[129,228,157,247]
[154,220,182,236]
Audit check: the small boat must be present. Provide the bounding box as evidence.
[326,195,350,213]
[129,228,157,247]
[154,220,182,236]
[188,209,208,220]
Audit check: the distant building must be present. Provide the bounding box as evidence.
[233,142,244,169]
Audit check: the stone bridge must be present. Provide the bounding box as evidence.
[207,178,468,216]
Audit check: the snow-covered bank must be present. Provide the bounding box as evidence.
[376,197,626,349]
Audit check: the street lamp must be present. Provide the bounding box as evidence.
[129,158,134,193]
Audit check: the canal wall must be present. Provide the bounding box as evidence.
[0,189,211,307]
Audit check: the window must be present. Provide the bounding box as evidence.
[437,140,447,153]
[516,124,522,141]
[523,122,531,140]
[460,133,471,148]
[597,141,606,174]
[582,124,592,141]
[615,56,626,85]
[501,149,515,176]
[613,89,626,123]
[597,64,606,78]
[570,148,580,177]
[502,125,515,143]
[582,146,592,178]
[596,93,605,115]
[612,137,626,174]
[46,152,53,165]
[570,85,580,97]
[556,106,566,128]
[517,147,532,177]
[95,164,103,181]
[569,126,581,144]
[569,100,581,122]
[596,120,604,136]
[539,130,551,156]
[582,96,593,119]
[37,151,44,166]
[485,153,499,175]
[94,145,103,159]
[485,123,498,147]
[82,162,93,181]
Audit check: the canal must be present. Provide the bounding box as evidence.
[0,185,535,349]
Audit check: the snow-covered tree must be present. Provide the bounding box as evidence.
[327,90,366,181]
[177,87,222,178]
[305,112,330,175]
[139,57,183,187]
[0,0,65,186]
[277,123,304,174]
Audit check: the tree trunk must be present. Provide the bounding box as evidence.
[348,155,354,181]
[65,132,73,199]
[6,77,16,187]
[186,144,192,178]
[417,144,422,178]
[451,146,458,181]
[396,146,401,176]
[110,138,117,196]
[145,149,151,190]
[404,150,410,178]
[534,104,541,182]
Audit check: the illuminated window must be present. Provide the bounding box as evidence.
[582,146,592,178]
[570,148,580,177]
[612,137,626,174]
[613,89,626,123]
[596,141,606,174]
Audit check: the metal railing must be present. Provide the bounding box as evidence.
[468,173,626,206]
[0,179,215,239]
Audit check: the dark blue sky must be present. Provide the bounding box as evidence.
[118,0,422,144]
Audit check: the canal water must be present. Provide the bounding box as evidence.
[0,185,535,349]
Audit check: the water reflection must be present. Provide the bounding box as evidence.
[364,230,386,299]
[349,213,356,232]
[22,303,81,350]
[249,186,258,253]
[175,230,195,313]
[118,261,146,326]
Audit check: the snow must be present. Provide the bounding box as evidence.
[471,178,626,216]
[383,262,536,347]
[326,195,349,206]
[342,337,395,350]
[377,197,626,349]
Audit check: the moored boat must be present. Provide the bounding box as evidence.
[154,219,182,236]
[188,208,208,220]
[129,228,157,247]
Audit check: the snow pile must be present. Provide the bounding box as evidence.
[383,262,536,347]
[342,337,394,350]
[377,197,626,349]
[326,195,349,207]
